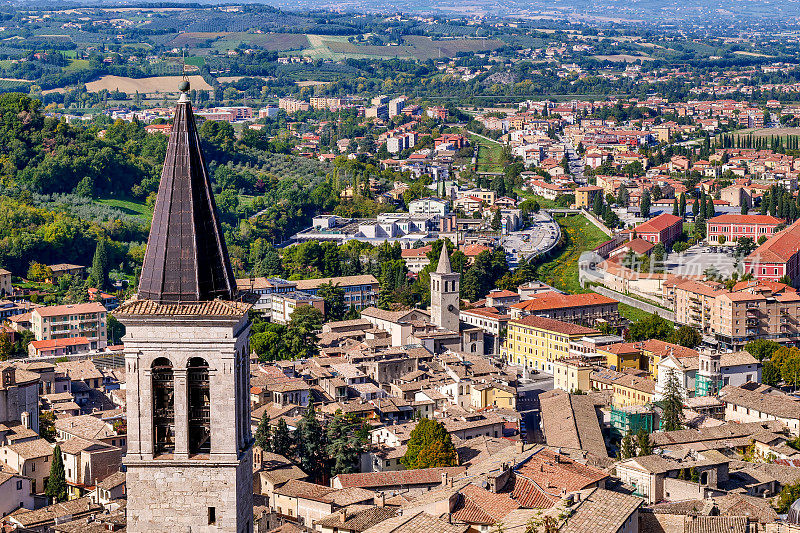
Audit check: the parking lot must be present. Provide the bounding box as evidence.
[664,245,739,278]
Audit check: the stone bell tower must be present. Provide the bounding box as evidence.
[430,246,460,332]
[116,81,253,533]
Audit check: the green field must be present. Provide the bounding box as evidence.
[516,189,558,209]
[96,197,152,220]
[469,133,504,173]
[536,213,608,294]
[64,59,91,73]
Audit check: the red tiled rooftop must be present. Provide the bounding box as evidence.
[634,213,683,234]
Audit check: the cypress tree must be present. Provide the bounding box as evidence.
[296,404,327,483]
[46,445,67,503]
[254,415,272,452]
[672,199,679,216]
[679,193,686,217]
[271,418,294,458]
[661,370,684,431]
[91,238,110,290]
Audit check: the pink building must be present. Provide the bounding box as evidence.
[629,213,684,246]
[706,214,783,245]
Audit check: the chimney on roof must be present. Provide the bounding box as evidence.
[515,441,524,453]
[377,492,385,507]
[340,509,347,524]
[20,411,30,430]
[1,366,14,387]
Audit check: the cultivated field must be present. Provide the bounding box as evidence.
[169,32,309,51]
[592,54,653,62]
[303,34,503,60]
[735,127,800,137]
[85,75,212,94]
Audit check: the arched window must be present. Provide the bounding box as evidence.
[188,357,211,455]
[152,358,175,455]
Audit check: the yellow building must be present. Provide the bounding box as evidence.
[575,186,603,208]
[552,358,592,393]
[470,382,517,410]
[637,339,698,380]
[597,342,645,372]
[612,374,656,409]
[501,315,601,373]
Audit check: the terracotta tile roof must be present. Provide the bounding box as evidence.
[55,360,104,381]
[6,437,53,459]
[461,244,492,257]
[615,238,655,255]
[515,448,608,493]
[746,219,800,264]
[634,213,683,234]
[114,297,251,317]
[30,336,91,351]
[707,214,783,225]
[683,516,747,533]
[560,488,642,533]
[508,475,560,508]
[719,384,800,419]
[599,342,641,355]
[333,466,466,489]
[510,315,600,336]
[34,302,105,317]
[315,507,398,531]
[451,483,520,525]
[363,511,469,533]
[401,246,432,258]
[295,275,378,290]
[639,339,698,359]
[511,292,617,313]
[612,373,656,394]
[538,390,609,459]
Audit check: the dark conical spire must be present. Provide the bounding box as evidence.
[137,85,236,304]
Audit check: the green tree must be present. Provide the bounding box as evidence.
[317,283,346,321]
[27,262,52,282]
[672,199,679,216]
[617,185,629,207]
[90,238,110,290]
[735,237,756,258]
[669,325,702,349]
[401,418,459,469]
[781,353,800,389]
[636,429,653,456]
[39,411,56,442]
[271,418,294,458]
[661,369,683,432]
[491,209,502,230]
[777,482,800,513]
[619,434,637,459]
[626,313,674,342]
[255,415,272,452]
[46,444,67,503]
[640,189,651,218]
[326,410,369,477]
[679,193,686,217]
[744,339,781,361]
[593,189,604,215]
[762,360,782,387]
[296,404,327,482]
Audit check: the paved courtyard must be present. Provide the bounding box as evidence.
[664,245,739,278]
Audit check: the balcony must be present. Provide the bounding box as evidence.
[746,319,759,327]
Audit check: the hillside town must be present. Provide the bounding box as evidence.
[5,2,800,533]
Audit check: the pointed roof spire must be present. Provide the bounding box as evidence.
[137,81,236,304]
[436,245,452,274]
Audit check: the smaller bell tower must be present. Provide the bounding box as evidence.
[696,350,722,397]
[430,246,460,332]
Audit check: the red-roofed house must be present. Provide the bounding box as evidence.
[706,214,783,245]
[630,213,683,246]
[509,292,620,327]
[744,219,800,286]
[28,336,91,358]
